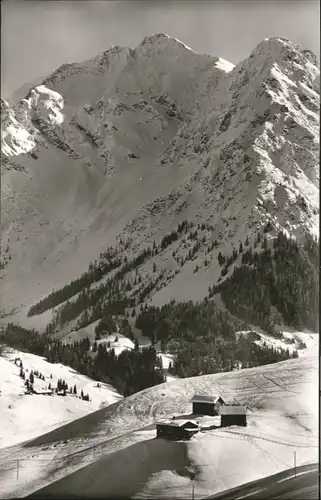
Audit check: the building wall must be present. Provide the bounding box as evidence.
[214,402,224,414]
[156,426,194,440]
[193,402,215,416]
[221,414,247,427]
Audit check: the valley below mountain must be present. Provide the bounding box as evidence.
[0,353,317,499]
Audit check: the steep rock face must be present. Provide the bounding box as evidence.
[0,35,319,315]
[122,37,319,253]
[1,98,36,157]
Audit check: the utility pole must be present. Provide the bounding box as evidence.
[294,451,296,477]
[192,482,195,500]
[16,459,19,480]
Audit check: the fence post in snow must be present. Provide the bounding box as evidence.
[294,451,296,477]
[16,460,19,480]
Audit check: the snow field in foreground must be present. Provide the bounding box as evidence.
[0,354,317,499]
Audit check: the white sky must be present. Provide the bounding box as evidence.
[1,0,320,97]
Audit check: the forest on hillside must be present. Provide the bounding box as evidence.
[1,300,298,395]
[2,228,314,395]
[135,299,298,378]
[0,324,164,396]
[28,223,319,340]
[28,220,195,322]
[209,232,319,332]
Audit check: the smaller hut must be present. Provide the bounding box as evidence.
[220,406,247,427]
[191,395,225,416]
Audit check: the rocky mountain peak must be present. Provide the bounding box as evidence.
[138,32,196,53]
[0,35,319,314]
[1,97,10,111]
[247,37,319,83]
[140,32,172,45]
[0,98,12,127]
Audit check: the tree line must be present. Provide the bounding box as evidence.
[209,231,319,332]
[1,324,165,397]
[134,298,297,378]
[28,247,122,317]
[27,220,196,325]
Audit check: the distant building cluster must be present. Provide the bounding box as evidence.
[12,357,90,400]
[156,394,247,440]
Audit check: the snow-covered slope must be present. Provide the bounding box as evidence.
[0,35,319,317]
[0,353,317,498]
[0,348,122,449]
[237,328,318,359]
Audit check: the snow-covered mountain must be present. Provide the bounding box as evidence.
[0,34,319,320]
[0,35,318,500]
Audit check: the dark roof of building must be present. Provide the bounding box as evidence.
[191,394,225,404]
[156,419,199,429]
[220,405,247,415]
